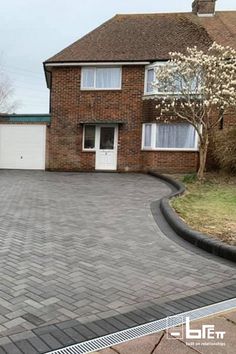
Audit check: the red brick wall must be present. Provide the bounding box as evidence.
[49,65,236,173]
[142,151,199,173]
[223,107,236,128]
[48,65,144,171]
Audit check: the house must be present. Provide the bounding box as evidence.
[0,0,235,172]
[43,0,236,173]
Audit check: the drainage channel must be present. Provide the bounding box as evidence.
[46,297,236,354]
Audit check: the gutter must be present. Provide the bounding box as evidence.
[44,61,151,67]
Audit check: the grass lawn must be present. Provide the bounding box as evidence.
[171,173,236,246]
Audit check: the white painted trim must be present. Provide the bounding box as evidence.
[197,13,215,17]
[141,123,199,151]
[141,148,199,152]
[42,125,46,170]
[45,62,150,67]
[81,88,122,91]
[144,61,171,95]
[144,67,152,95]
[81,66,122,90]
[141,123,156,150]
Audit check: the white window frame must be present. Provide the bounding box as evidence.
[82,124,97,151]
[144,62,169,95]
[81,66,122,91]
[141,123,199,151]
[144,62,196,96]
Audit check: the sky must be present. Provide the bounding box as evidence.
[0,0,235,113]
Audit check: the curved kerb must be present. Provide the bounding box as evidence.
[148,170,236,263]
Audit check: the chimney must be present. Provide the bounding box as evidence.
[192,0,216,16]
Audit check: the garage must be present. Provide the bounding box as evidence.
[0,124,46,170]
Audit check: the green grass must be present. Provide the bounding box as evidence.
[171,175,236,245]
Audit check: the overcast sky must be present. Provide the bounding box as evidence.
[0,0,235,113]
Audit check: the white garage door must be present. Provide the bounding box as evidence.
[0,125,46,170]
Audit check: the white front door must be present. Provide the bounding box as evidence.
[95,125,118,170]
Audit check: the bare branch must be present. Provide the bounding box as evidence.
[0,66,18,113]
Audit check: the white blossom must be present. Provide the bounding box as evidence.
[148,42,236,179]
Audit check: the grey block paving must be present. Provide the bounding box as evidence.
[13,340,38,354]
[36,333,61,351]
[0,171,235,353]
[1,342,23,354]
[28,337,50,353]
[1,284,235,354]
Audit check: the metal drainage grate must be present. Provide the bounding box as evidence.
[46,298,236,354]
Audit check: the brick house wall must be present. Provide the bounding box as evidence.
[48,65,202,173]
[223,107,236,128]
[48,65,145,171]
[141,151,199,173]
[48,65,235,173]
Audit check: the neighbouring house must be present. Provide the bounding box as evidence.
[0,0,235,172]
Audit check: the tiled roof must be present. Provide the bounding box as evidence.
[45,11,236,63]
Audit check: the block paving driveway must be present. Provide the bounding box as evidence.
[0,171,235,352]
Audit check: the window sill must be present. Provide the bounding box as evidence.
[141,148,199,152]
[82,149,96,152]
[81,88,122,91]
[143,93,200,98]
[143,92,180,97]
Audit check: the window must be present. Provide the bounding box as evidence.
[144,63,166,94]
[100,127,115,150]
[83,125,96,150]
[144,62,198,95]
[142,123,198,151]
[146,68,155,93]
[81,67,121,90]
[144,123,152,147]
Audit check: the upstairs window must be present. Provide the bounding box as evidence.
[144,62,198,95]
[81,67,121,90]
[146,68,155,93]
[145,63,166,94]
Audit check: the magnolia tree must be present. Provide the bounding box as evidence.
[152,42,236,180]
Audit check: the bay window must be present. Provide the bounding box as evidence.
[81,67,121,90]
[146,68,155,93]
[142,123,198,151]
[144,123,152,147]
[144,62,198,95]
[145,62,168,94]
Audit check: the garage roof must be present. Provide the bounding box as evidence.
[0,114,51,123]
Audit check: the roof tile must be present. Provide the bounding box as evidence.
[45,11,236,63]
